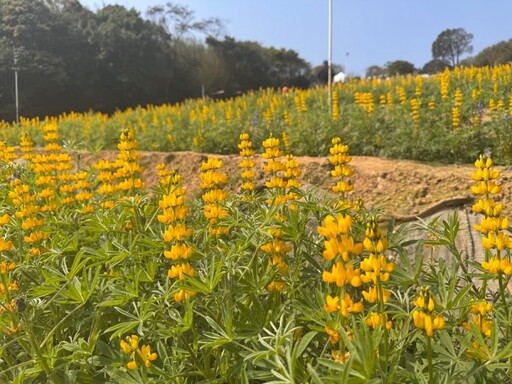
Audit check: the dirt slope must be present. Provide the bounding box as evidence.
[77,150,512,219]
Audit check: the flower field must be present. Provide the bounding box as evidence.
[1,64,512,382]
[2,64,512,164]
[0,108,510,383]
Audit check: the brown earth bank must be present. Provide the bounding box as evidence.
[76,150,512,219]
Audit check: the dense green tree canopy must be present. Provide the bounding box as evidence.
[365,65,386,78]
[421,59,451,74]
[0,0,313,121]
[432,28,473,67]
[386,60,416,76]
[472,39,512,67]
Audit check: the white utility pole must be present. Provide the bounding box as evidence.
[328,0,333,115]
[13,48,19,125]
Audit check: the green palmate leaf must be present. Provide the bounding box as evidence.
[58,269,99,304]
[446,284,472,310]
[204,316,230,338]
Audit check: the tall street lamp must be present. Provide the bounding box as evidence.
[13,48,19,125]
[328,0,333,115]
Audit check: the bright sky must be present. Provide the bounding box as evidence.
[81,0,512,76]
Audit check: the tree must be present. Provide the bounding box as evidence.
[206,36,273,94]
[267,47,311,88]
[431,28,473,67]
[310,61,343,85]
[472,39,512,67]
[146,2,224,44]
[0,0,77,119]
[366,65,386,78]
[90,5,172,109]
[421,59,451,74]
[385,60,416,76]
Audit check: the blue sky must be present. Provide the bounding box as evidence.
[81,0,512,76]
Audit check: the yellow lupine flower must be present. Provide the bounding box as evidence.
[168,262,195,280]
[325,325,340,344]
[318,214,353,238]
[202,189,229,203]
[0,213,11,225]
[0,261,15,273]
[163,223,193,242]
[362,286,391,303]
[322,261,361,287]
[0,239,12,252]
[324,294,340,312]
[138,344,158,368]
[339,293,363,317]
[164,243,193,260]
[366,312,392,330]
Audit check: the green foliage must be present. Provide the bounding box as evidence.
[385,60,416,76]
[432,28,474,67]
[0,142,511,382]
[472,39,512,67]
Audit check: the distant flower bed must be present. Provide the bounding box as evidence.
[2,64,512,164]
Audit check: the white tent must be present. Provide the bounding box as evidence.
[333,72,346,83]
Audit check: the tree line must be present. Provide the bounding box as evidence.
[0,0,319,121]
[1,1,511,122]
[366,28,512,78]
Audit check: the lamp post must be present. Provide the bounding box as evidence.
[328,0,333,115]
[13,48,19,125]
[345,52,349,76]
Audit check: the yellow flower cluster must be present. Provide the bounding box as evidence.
[471,155,512,275]
[412,287,445,337]
[410,98,420,124]
[395,86,407,105]
[463,301,493,360]
[120,335,158,370]
[354,92,374,113]
[318,213,363,314]
[200,157,229,237]
[452,106,460,129]
[0,219,17,318]
[94,129,145,207]
[0,141,17,163]
[260,135,299,291]
[8,179,47,256]
[260,227,290,292]
[332,89,340,120]
[262,136,287,210]
[439,70,450,100]
[283,154,302,208]
[463,301,492,337]
[360,219,394,329]
[158,167,195,302]
[237,133,256,195]
[57,171,94,213]
[41,122,63,152]
[31,123,74,213]
[294,92,307,114]
[328,137,354,202]
[20,132,34,161]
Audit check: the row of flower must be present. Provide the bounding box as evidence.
[2,64,512,163]
[0,124,510,382]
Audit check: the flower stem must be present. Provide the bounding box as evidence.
[427,335,433,383]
